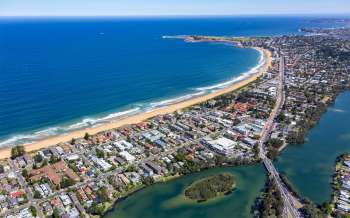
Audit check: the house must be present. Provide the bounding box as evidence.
[146,162,162,175]
[118,174,130,186]
[59,194,72,206]
[67,207,80,218]
[113,140,134,151]
[142,130,164,142]
[92,157,112,172]
[119,151,135,163]
[140,165,154,177]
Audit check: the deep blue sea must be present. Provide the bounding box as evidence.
[0,16,344,147]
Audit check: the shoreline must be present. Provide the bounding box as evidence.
[0,47,272,159]
[104,163,261,217]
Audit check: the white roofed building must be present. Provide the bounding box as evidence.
[202,137,237,156]
[119,151,136,163]
[113,140,134,151]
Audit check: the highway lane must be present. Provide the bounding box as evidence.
[259,56,301,218]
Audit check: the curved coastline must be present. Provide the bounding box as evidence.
[0,46,272,159]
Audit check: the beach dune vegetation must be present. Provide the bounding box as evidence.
[11,145,25,159]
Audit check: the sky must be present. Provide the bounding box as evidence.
[0,0,349,16]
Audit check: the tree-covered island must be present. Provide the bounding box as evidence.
[184,173,236,202]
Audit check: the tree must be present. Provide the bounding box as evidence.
[71,138,76,145]
[41,159,48,167]
[22,169,29,180]
[175,152,186,161]
[29,206,37,217]
[34,153,43,163]
[142,176,155,186]
[286,130,305,144]
[215,155,225,166]
[95,148,105,159]
[267,148,279,160]
[68,163,79,173]
[253,179,284,218]
[265,138,284,160]
[276,113,287,123]
[84,132,90,140]
[184,173,235,201]
[97,186,110,203]
[52,207,60,218]
[110,163,117,171]
[266,138,283,149]
[320,202,332,215]
[11,145,25,159]
[49,156,61,164]
[34,190,42,199]
[89,202,105,215]
[300,199,326,218]
[126,164,136,172]
[60,177,75,189]
[253,143,260,160]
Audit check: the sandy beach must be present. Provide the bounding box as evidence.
[0,47,272,159]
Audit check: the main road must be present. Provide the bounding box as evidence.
[259,56,301,218]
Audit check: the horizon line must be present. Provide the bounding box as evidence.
[0,13,350,18]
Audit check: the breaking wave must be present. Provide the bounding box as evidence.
[0,48,265,148]
[194,48,264,92]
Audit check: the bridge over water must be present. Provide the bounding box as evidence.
[259,56,301,218]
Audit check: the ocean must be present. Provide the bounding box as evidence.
[0,16,344,147]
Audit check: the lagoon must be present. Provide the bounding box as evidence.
[276,91,350,204]
[104,165,266,218]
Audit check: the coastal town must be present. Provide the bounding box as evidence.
[332,154,350,216]
[1,26,350,218]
